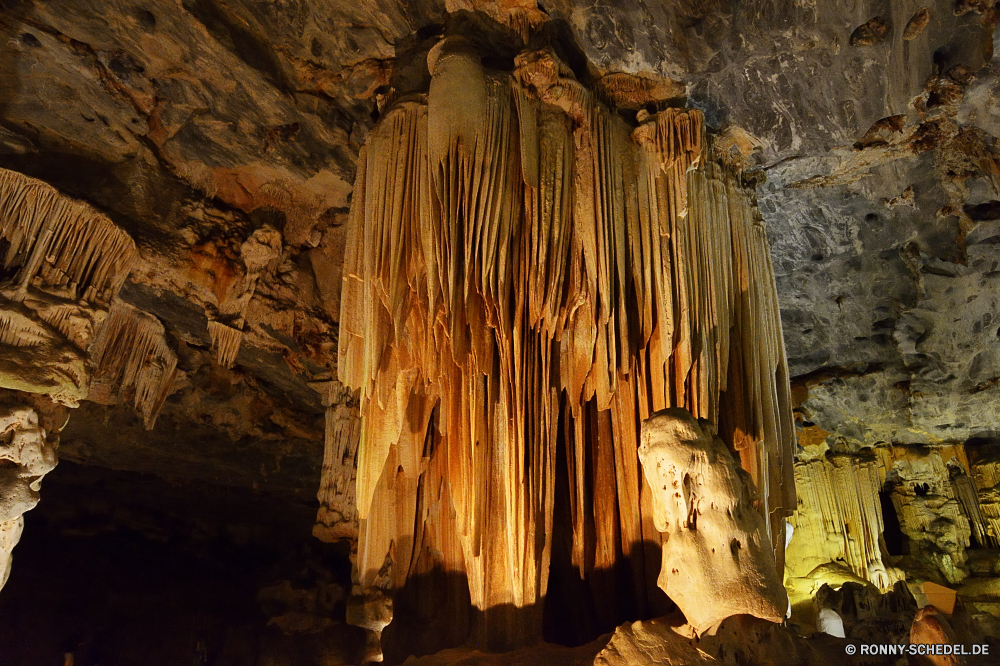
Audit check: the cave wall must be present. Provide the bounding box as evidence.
[0,0,999,663]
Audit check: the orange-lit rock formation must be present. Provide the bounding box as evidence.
[0,168,176,591]
[332,38,796,654]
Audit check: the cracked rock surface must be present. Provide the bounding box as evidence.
[0,1,999,662]
[0,0,995,541]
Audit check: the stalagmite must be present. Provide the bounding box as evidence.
[637,408,788,633]
[87,300,178,429]
[208,225,282,368]
[0,401,58,592]
[330,38,796,653]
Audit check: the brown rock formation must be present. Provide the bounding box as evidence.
[0,400,59,591]
[334,39,795,657]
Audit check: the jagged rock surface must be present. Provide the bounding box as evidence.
[0,1,999,663]
[0,397,63,592]
[638,409,788,633]
[785,448,901,590]
[887,451,974,584]
[0,0,995,551]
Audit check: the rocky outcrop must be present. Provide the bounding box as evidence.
[786,449,895,588]
[638,409,787,634]
[0,1,999,663]
[887,451,973,584]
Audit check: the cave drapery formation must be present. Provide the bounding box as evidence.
[333,38,796,651]
[3,1,1000,663]
[0,167,180,591]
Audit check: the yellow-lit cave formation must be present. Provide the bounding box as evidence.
[330,38,796,654]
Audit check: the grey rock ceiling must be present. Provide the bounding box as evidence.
[0,0,998,503]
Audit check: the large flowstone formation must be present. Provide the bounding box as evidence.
[332,37,796,654]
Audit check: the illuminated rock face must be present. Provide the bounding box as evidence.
[786,451,897,588]
[638,408,787,633]
[888,453,973,585]
[335,38,796,655]
[0,168,177,593]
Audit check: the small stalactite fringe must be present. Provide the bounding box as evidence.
[208,320,243,369]
[0,168,136,306]
[88,300,177,429]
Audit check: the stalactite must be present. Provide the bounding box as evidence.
[950,464,997,548]
[88,300,177,429]
[314,382,362,542]
[971,453,1000,547]
[786,453,894,588]
[887,452,972,585]
[331,39,796,652]
[0,168,136,306]
[208,321,243,369]
[207,225,282,368]
[0,310,46,348]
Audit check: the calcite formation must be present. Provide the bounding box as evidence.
[0,167,178,592]
[786,449,896,588]
[0,169,136,308]
[314,381,362,542]
[334,37,795,652]
[0,168,139,405]
[638,408,788,633]
[887,452,973,584]
[208,225,283,368]
[87,300,178,429]
[970,449,1000,547]
[0,401,58,592]
[0,0,1000,663]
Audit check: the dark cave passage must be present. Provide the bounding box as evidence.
[0,462,361,666]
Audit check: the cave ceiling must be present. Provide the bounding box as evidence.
[0,0,997,519]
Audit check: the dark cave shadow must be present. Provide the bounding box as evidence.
[381,545,676,665]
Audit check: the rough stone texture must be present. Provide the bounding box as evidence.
[786,448,897,587]
[887,450,974,584]
[0,0,999,661]
[638,409,787,634]
[595,615,854,666]
[0,0,995,541]
[0,401,58,591]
